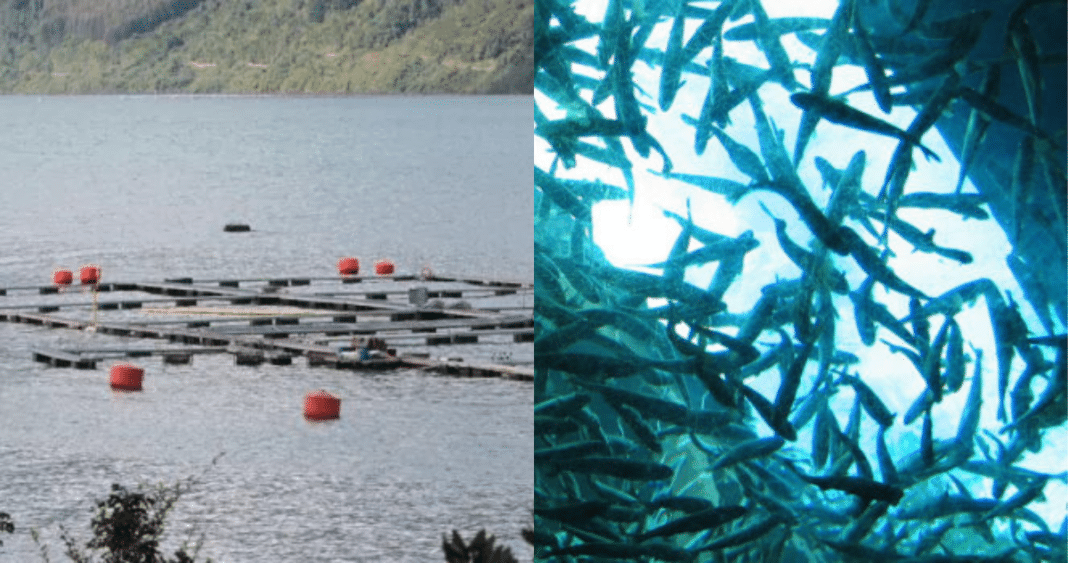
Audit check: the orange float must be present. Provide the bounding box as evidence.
[53,269,73,285]
[337,257,360,275]
[304,390,341,420]
[80,265,100,285]
[374,260,395,275]
[110,363,144,391]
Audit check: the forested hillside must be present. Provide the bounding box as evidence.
[0,0,533,93]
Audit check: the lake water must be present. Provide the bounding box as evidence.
[0,95,534,562]
[0,95,532,285]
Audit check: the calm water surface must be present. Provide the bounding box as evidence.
[0,95,533,562]
[0,95,532,284]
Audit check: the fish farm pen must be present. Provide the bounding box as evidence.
[2,271,534,381]
[535,0,1065,561]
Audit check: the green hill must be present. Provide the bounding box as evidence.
[0,0,533,94]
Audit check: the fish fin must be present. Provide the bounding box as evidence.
[758,201,776,221]
[917,143,940,163]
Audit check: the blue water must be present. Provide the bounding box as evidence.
[533,0,1066,560]
[0,95,533,562]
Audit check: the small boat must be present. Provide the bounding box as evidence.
[337,350,403,370]
[223,223,251,232]
[336,356,403,370]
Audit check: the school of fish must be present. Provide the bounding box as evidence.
[535,0,1065,561]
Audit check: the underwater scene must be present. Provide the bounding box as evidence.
[534,0,1066,561]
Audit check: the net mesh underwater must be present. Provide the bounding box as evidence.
[533,0,1067,561]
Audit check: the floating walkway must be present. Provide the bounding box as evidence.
[7,272,533,381]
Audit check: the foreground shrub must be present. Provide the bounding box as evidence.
[0,511,12,545]
[441,529,517,563]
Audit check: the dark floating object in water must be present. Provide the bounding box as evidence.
[162,352,192,365]
[223,223,251,232]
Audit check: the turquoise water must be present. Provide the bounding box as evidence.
[535,0,1066,560]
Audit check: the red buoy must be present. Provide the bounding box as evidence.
[110,363,144,391]
[304,390,341,420]
[337,257,360,275]
[53,269,73,285]
[374,260,395,275]
[80,265,100,285]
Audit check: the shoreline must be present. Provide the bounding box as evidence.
[0,90,534,98]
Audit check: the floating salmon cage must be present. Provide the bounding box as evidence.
[10,271,533,381]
